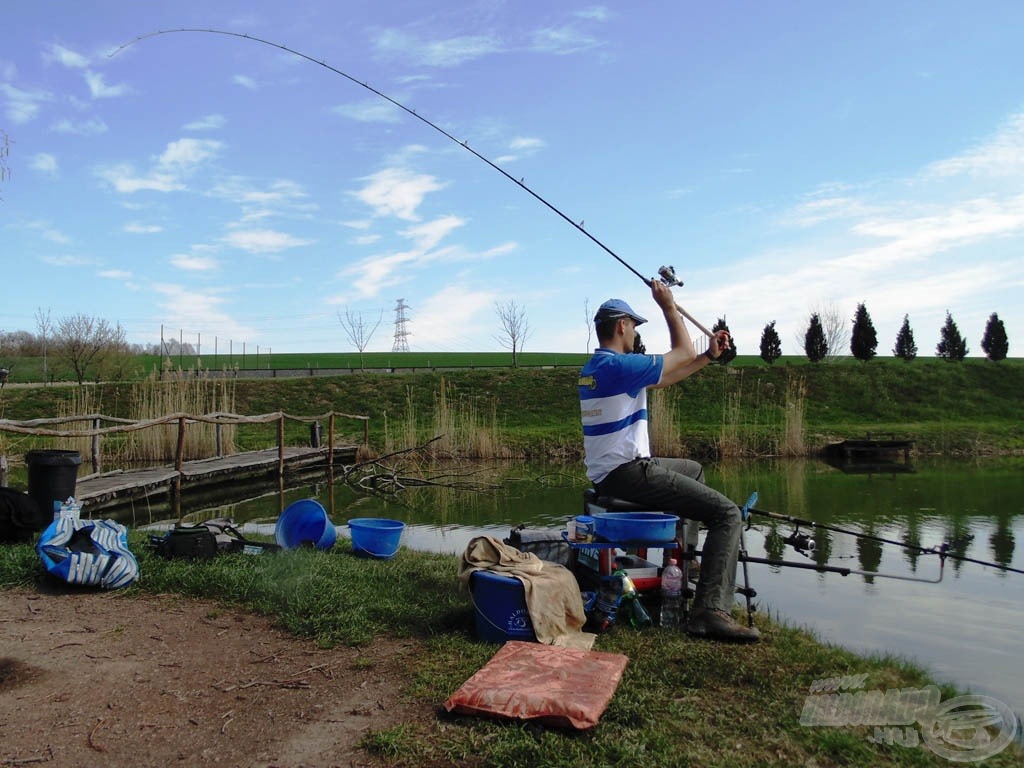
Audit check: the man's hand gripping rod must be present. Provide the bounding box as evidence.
[651,266,715,339]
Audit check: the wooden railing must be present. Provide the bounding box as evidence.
[0,410,369,479]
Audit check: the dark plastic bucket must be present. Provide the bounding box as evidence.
[25,450,82,532]
[347,518,405,559]
[469,570,537,644]
[274,499,337,550]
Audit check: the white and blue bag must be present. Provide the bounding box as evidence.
[36,517,140,589]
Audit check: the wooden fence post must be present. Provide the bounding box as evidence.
[175,416,187,472]
[277,414,285,478]
[91,417,101,475]
[215,422,223,457]
[328,413,335,470]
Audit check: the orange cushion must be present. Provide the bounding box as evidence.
[443,641,629,729]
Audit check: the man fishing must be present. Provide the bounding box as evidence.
[579,280,760,642]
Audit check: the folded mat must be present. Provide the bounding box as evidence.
[458,535,594,650]
[444,640,629,729]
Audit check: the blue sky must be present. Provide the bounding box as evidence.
[2,1,1022,358]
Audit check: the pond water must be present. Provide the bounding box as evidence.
[162,455,1024,717]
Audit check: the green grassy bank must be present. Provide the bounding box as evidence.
[2,357,1022,459]
[1,538,1019,768]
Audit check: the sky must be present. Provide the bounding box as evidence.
[2,1,1023,358]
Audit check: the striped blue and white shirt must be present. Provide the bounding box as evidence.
[579,348,663,484]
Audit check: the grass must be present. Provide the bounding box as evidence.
[4,356,1022,462]
[1,537,1019,767]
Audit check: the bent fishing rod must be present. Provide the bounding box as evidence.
[747,505,1024,576]
[112,28,714,338]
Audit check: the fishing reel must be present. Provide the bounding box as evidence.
[784,528,816,555]
[658,265,684,287]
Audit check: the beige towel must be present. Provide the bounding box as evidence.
[459,536,596,650]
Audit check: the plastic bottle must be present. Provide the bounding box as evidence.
[660,558,684,628]
[588,576,622,633]
[615,567,652,629]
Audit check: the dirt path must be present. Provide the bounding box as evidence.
[1,587,429,767]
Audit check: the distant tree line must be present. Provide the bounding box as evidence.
[753,305,1009,365]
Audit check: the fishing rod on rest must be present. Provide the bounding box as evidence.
[748,505,1024,576]
[112,29,716,339]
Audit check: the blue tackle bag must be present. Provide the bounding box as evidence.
[36,517,140,589]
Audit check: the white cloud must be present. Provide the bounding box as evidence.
[354,234,381,246]
[412,285,498,343]
[221,228,313,254]
[51,117,108,135]
[98,269,132,279]
[925,112,1024,179]
[84,71,129,99]
[97,164,185,193]
[0,82,53,123]
[30,153,58,175]
[97,138,222,194]
[123,223,163,234]
[45,44,89,69]
[510,137,545,152]
[575,6,612,22]
[151,283,256,341]
[530,26,603,55]
[41,254,93,266]
[22,219,70,244]
[373,29,502,67]
[399,215,466,251]
[233,75,258,90]
[353,167,446,221]
[158,138,223,170]
[330,99,403,123]
[183,114,226,131]
[170,254,219,271]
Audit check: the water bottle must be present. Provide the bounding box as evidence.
[660,558,684,628]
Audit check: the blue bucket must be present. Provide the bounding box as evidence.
[275,499,337,550]
[347,518,405,559]
[469,570,536,644]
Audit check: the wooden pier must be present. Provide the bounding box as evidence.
[73,445,357,513]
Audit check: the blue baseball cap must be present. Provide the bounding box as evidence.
[594,298,647,325]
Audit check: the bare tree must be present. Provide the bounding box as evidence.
[54,313,129,384]
[35,307,52,382]
[796,301,848,361]
[338,307,383,369]
[494,300,532,368]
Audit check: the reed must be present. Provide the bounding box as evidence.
[127,370,237,462]
[383,380,508,459]
[781,373,808,457]
[648,387,683,456]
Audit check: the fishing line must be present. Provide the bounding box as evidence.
[110,29,655,284]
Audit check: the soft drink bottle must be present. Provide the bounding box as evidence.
[615,567,652,629]
[660,558,684,628]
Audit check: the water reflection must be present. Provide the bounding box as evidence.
[155,454,1023,717]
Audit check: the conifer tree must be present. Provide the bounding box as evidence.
[711,317,737,365]
[759,321,782,365]
[936,311,968,361]
[804,313,827,363]
[980,312,1009,362]
[850,302,878,362]
[893,315,917,361]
